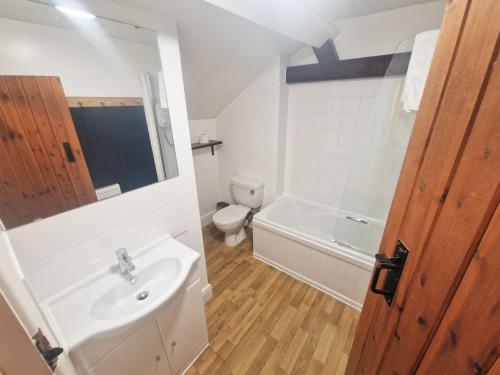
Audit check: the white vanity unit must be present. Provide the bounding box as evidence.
[42,236,208,375]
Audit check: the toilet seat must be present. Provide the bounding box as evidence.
[213,205,250,227]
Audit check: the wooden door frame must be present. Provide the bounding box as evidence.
[346,0,500,373]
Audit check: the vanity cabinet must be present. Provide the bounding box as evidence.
[88,320,171,375]
[157,280,207,374]
[77,270,208,375]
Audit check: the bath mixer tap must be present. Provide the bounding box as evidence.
[116,248,136,284]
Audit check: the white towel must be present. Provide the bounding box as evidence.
[401,30,440,112]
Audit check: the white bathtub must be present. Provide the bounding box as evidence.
[253,196,379,309]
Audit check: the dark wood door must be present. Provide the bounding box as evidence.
[0,76,96,229]
[346,0,500,373]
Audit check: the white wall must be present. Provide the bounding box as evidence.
[215,57,286,206]
[334,1,446,59]
[189,119,221,225]
[0,20,210,372]
[0,18,161,97]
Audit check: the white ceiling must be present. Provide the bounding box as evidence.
[105,0,440,119]
[0,0,157,44]
[306,0,438,22]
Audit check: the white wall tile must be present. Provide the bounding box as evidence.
[342,97,361,114]
[284,76,410,222]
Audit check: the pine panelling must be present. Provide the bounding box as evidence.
[416,205,500,374]
[186,225,359,375]
[19,76,79,210]
[35,77,96,207]
[5,76,67,215]
[0,167,21,228]
[0,78,46,221]
[0,75,96,228]
[49,77,96,205]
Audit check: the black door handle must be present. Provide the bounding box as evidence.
[370,241,410,306]
[63,142,76,163]
[371,262,400,295]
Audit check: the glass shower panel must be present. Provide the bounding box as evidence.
[332,37,418,255]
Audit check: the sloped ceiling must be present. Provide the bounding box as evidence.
[113,0,439,120]
[111,0,304,120]
[6,0,440,120]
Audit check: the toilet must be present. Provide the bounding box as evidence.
[213,176,265,246]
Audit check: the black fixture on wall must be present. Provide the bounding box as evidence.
[286,39,412,84]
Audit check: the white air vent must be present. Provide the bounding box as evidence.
[95,184,121,201]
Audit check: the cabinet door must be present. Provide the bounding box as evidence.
[88,319,172,375]
[157,280,208,375]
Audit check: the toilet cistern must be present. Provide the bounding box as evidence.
[116,248,136,284]
[213,176,265,247]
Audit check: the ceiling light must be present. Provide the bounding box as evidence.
[55,6,96,19]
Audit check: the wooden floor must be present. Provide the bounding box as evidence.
[186,224,360,375]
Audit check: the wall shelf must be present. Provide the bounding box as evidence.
[191,140,222,155]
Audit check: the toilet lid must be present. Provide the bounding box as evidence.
[213,205,250,226]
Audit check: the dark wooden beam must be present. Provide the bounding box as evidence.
[312,39,339,64]
[286,52,412,83]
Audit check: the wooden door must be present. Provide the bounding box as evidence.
[0,292,52,375]
[346,0,500,373]
[0,76,96,229]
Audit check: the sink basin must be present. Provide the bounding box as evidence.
[42,235,200,353]
[91,258,181,320]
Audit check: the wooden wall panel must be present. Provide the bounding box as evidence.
[0,79,45,221]
[48,77,97,206]
[5,76,68,215]
[0,75,96,229]
[19,76,79,210]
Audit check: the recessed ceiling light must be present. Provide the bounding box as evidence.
[55,6,96,19]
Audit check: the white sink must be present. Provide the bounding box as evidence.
[42,235,200,354]
[90,257,182,320]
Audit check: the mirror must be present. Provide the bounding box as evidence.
[0,0,179,230]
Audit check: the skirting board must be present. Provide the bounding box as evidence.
[201,283,213,303]
[200,210,216,227]
[253,253,362,311]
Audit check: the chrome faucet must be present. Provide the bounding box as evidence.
[116,248,136,284]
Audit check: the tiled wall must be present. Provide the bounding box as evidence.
[285,77,415,221]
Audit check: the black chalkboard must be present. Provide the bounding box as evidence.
[71,106,158,194]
